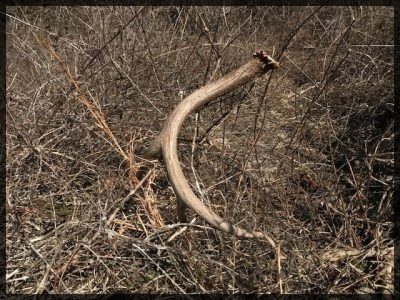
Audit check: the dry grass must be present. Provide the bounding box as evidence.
[5,6,395,294]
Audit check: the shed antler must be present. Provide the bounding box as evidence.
[145,51,279,241]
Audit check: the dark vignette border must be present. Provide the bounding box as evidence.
[0,0,397,298]
[1,0,397,7]
[393,0,399,298]
[1,2,6,298]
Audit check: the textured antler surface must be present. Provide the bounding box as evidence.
[145,51,279,241]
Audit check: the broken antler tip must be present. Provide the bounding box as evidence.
[253,50,279,70]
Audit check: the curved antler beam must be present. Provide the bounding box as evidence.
[145,51,279,240]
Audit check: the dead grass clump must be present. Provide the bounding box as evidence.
[6,6,394,294]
